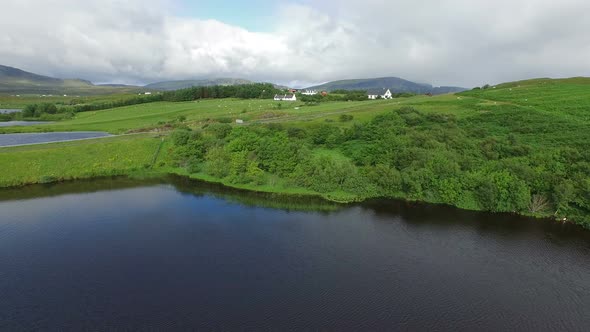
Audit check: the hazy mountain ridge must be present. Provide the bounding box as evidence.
[0,65,259,94]
[0,65,63,85]
[306,77,467,95]
[0,64,141,95]
[0,64,468,95]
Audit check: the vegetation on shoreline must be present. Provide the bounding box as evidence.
[162,106,589,226]
[1,77,589,227]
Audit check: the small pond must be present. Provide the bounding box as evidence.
[0,132,111,147]
[0,109,21,114]
[0,121,53,127]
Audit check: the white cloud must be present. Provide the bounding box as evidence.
[1,0,589,87]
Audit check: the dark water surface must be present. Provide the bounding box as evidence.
[1,177,589,331]
[0,131,111,146]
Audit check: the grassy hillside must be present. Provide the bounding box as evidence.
[1,77,589,227]
[144,78,253,91]
[306,77,467,95]
[0,98,407,134]
[459,77,590,147]
[462,77,590,117]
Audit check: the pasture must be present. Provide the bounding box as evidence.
[0,134,163,187]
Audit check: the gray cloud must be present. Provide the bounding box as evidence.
[1,0,589,87]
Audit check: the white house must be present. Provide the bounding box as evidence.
[301,90,318,95]
[382,89,392,99]
[368,89,393,100]
[274,94,297,101]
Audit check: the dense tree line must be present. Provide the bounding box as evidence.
[160,83,280,102]
[62,94,163,113]
[168,107,590,227]
[299,91,368,102]
[298,90,416,103]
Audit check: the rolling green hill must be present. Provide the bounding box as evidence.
[0,65,142,95]
[144,78,253,91]
[306,77,467,95]
[460,77,590,123]
[2,76,590,226]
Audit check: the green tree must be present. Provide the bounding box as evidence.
[205,146,231,178]
[22,104,37,118]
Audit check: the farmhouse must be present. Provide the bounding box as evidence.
[368,89,393,100]
[301,90,318,95]
[274,94,297,101]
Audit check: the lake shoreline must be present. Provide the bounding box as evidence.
[0,168,564,229]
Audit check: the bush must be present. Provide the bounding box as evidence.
[207,123,233,139]
[205,146,231,178]
[339,114,354,122]
[171,129,192,146]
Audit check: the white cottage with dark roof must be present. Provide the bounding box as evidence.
[274,93,297,101]
[367,89,393,100]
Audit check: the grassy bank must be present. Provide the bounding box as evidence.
[0,134,163,187]
[1,77,589,227]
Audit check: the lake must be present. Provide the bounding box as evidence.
[1,176,589,330]
[0,132,111,147]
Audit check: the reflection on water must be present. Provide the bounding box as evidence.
[0,176,589,330]
[0,175,340,212]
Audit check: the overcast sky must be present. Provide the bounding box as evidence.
[2,0,590,87]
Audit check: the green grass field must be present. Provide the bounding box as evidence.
[0,94,487,134]
[1,77,588,156]
[0,134,163,187]
[0,92,145,109]
[0,98,402,133]
[1,77,589,225]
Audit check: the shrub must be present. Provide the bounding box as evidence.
[207,123,233,139]
[339,114,354,122]
[171,129,191,146]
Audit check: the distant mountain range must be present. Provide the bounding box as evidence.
[0,64,467,96]
[0,65,142,95]
[0,65,264,95]
[305,77,467,95]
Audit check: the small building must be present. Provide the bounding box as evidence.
[301,90,318,95]
[274,94,297,101]
[368,88,393,100]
